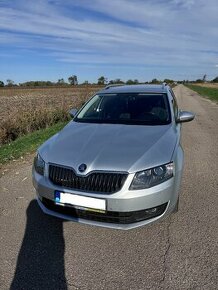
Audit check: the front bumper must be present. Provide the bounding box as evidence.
[33,166,181,230]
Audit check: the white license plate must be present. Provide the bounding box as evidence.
[55,191,106,211]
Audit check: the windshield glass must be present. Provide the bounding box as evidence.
[75,93,171,125]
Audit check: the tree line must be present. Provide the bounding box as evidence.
[0,75,78,87]
[0,75,218,87]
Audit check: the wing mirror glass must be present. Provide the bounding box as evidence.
[69,108,78,118]
[176,110,195,123]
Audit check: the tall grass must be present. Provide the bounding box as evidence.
[0,86,101,145]
[0,107,71,145]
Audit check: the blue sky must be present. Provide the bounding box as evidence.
[0,0,218,83]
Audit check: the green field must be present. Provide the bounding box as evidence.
[186,84,218,102]
[0,121,68,165]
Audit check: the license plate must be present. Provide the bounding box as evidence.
[54,191,106,211]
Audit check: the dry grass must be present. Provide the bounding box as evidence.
[193,83,218,89]
[0,86,102,144]
[0,107,70,144]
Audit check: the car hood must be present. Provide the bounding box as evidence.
[39,121,177,174]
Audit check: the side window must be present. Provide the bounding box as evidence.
[169,90,178,119]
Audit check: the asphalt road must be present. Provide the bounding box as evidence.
[0,85,217,290]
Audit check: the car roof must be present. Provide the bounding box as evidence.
[98,84,169,94]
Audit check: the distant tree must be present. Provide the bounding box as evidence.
[6,79,15,86]
[195,79,203,83]
[212,76,218,83]
[115,78,124,84]
[126,79,139,85]
[97,76,107,85]
[57,78,65,85]
[68,75,78,85]
[18,80,56,87]
[108,79,124,85]
[45,81,53,86]
[164,78,174,84]
[126,79,135,85]
[0,81,4,87]
[151,78,161,84]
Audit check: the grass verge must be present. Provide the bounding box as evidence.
[185,84,218,102]
[0,121,68,165]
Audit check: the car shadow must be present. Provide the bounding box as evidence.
[10,200,67,290]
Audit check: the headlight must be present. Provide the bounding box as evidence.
[130,162,173,190]
[34,153,45,175]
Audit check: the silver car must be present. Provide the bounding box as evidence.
[32,84,194,230]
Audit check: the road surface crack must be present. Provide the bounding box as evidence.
[160,217,172,287]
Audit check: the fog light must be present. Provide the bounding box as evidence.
[145,207,158,215]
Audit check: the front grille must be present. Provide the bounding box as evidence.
[41,197,168,224]
[49,165,128,194]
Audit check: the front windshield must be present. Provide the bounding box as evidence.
[75,93,171,125]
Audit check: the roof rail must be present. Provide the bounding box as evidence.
[105,84,125,89]
[162,82,168,89]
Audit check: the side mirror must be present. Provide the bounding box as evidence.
[69,108,78,118]
[176,110,195,123]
